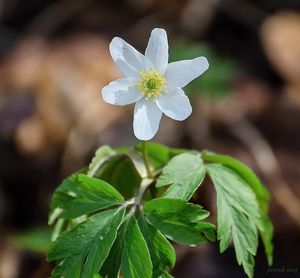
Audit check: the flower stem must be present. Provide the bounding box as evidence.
[142,141,153,178]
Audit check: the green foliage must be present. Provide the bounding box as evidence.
[202,151,270,212]
[48,143,273,278]
[88,146,116,177]
[120,216,152,278]
[50,174,124,221]
[94,154,141,199]
[144,198,214,246]
[156,153,205,200]
[138,215,175,278]
[206,164,259,278]
[48,208,125,278]
[202,151,274,266]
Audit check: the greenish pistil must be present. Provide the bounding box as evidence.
[138,69,166,98]
[146,78,158,90]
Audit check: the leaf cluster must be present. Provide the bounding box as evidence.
[48,143,273,278]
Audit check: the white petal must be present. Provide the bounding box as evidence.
[145,28,169,73]
[109,37,145,78]
[133,99,162,140]
[165,57,209,88]
[101,78,143,106]
[156,86,192,121]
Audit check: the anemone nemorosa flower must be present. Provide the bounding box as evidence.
[101,28,209,140]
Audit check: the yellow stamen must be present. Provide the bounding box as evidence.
[137,70,166,99]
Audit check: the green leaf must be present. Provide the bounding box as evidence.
[100,216,154,278]
[96,155,141,199]
[202,151,270,212]
[49,171,85,224]
[203,151,274,266]
[50,174,124,220]
[121,216,153,278]
[99,222,126,278]
[48,208,125,278]
[138,215,175,277]
[157,153,205,200]
[144,198,214,246]
[256,212,274,266]
[206,164,260,278]
[88,146,116,177]
[48,143,273,277]
[195,222,216,242]
[51,256,83,278]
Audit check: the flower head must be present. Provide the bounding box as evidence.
[101,28,209,140]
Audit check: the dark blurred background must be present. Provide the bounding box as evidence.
[0,0,300,277]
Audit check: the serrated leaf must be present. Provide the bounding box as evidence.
[138,215,175,277]
[156,153,205,201]
[48,208,125,278]
[88,146,116,177]
[256,212,274,266]
[121,216,153,278]
[144,198,214,246]
[195,222,216,242]
[203,152,273,266]
[202,151,269,212]
[50,174,124,220]
[206,164,260,278]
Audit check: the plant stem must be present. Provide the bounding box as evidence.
[142,141,153,178]
[125,142,154,214]
[129,178,153,216]
[134,178,153,206]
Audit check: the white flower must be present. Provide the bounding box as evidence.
[101,28,209,140]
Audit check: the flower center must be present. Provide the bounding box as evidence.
[138,70,166,99]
